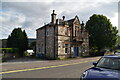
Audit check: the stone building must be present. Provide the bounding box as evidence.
[36,10,89,59]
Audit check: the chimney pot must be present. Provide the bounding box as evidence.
[63,16,65,20]
[53,10,55,14]
[51,10,56,24]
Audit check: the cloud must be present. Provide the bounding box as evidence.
[1,9,26,38]
[1,1,119,39]
[118,1,120,36]
[2,0,119,2]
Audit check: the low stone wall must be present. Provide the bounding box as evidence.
[2,53,19,62]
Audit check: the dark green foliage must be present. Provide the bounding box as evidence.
[7,28,28,57]
[29,41,36,49]
[116,36,120,46]
[23,30,28,52]
[86,14,118,52]
[0,48,18,53]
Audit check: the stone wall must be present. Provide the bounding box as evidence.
[36,25,58,59]
[36,28,45,54]
[45,25,58,59]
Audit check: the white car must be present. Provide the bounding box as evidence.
[114,51,120,55]
[25,50,34,56]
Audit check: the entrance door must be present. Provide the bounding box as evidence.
[74,47,78,57]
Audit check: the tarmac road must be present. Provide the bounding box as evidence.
[2,57,100,80]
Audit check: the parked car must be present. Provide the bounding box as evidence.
[24,50,34,57]
[114,50,120,55]
[80,55,120,80]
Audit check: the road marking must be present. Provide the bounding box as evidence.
[1,59,98,74]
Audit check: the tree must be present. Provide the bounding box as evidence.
[23,30,28,52]
[116,36,120,46]
[29,41,36,55]
[7,28,28,57]
[29,41,36,49]
[86,14,118,52]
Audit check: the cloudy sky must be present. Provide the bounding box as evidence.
[1,0,119,39]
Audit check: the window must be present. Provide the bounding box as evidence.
[65,44,68,53]
[38,44,40,52]
[41,44,44,54]
[65,27,68,36]
[39,48,40,52]
[68,28,70,36]
[46,29,49,36]
[97,58,120,70]
[65,48,68,53]
[75,26,78,37]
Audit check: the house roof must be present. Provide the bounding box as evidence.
[36,16,79,31]
[67,18,75,26]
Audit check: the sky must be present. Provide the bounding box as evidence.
[1,0,120,39]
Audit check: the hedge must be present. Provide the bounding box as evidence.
[0,48,19,53]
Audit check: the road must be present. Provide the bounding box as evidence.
[2,57,100,80]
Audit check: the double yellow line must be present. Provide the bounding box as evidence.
[1,59,97,74]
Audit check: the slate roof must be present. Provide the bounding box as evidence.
[67,18,75,26]
[36,17,76,31]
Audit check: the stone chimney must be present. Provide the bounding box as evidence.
[63,16,65,20]
[81,21,84,30]
[81,21,84,26]
[51,10,56,24]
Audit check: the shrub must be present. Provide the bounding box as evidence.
[0,48,19,53]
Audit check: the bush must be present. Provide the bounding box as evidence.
[0,48,19,53]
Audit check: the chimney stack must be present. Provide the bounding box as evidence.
[51,10,56,24]
[81,21,84,26]
[63,16,65,20]
[81,21,84,30]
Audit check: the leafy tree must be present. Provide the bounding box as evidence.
[23,30,28,51]
[86,14,118,52]
[116,36,120,46]
[7,28,28,57]
[29,41,36,49]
